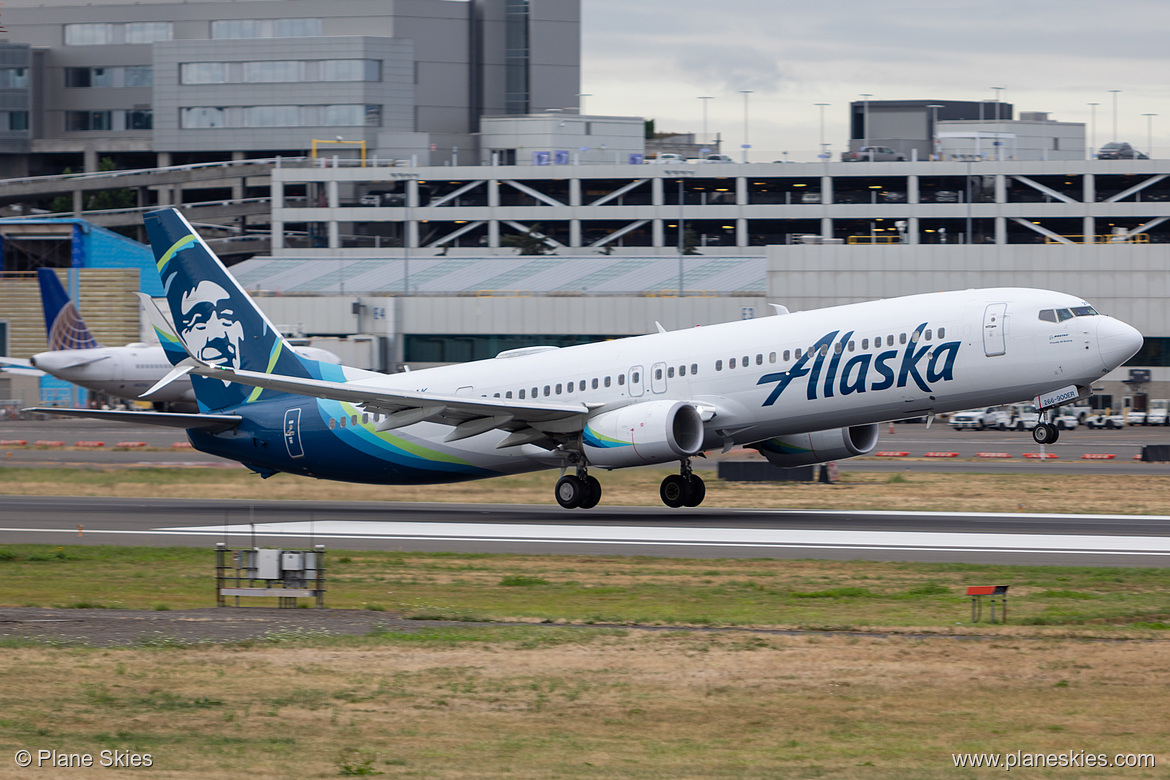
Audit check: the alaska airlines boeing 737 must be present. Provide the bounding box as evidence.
[30,208,1144,509]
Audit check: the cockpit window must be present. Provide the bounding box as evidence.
[1071,306,1098,317]
[1056,308,1074,322]
[1038,309,1057,322]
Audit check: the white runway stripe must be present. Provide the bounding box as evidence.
[143,520,1170,555]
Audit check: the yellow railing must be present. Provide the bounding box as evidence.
[846,235,904,245]
[1044,233,1151,244]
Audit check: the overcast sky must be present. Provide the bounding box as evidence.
[579,0,1170,160]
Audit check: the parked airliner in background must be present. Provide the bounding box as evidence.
[29,208,1143,508]
[1,267,338,411]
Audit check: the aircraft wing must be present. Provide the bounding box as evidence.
[23,407,242,432]
[193,364,592,443]
[0,356,44,377]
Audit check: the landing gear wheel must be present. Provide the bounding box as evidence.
[555,475,586,509]
[660,474,687,508]
[579,476,602,509]
[682,475,706,507]
[1032,422,1058,445]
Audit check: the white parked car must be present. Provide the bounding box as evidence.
[949,406,1014,430]
[1133,399,1169,426]
[1009,403,1042,431]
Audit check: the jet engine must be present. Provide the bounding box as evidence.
[751,424,879,467]
[583,400,704,468]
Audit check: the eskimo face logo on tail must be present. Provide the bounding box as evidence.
[758,323,961,406]
[178,280,244,372]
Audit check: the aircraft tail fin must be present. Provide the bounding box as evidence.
[36,268,101,350]
[143,208,318,411]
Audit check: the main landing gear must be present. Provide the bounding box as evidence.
[555,469,602,510]
[659,459,706,508]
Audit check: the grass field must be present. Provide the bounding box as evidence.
[3,464,1170,514]
[1,465,1168,777]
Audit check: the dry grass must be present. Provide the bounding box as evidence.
[0,631,1165,778]
[3,465,1170,514]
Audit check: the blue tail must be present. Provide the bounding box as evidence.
[36,268,100,350]
[143,208,316,412]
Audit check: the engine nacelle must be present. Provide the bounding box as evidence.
[752,424,880,468]
[583,400,704,468]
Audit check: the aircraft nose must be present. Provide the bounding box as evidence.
[1097,317,1144,371]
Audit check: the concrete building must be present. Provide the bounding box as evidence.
[0,0,581,176]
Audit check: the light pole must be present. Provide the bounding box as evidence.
[1109,89,1122,142]
[739,90,752,162]
[698,96,714,146]
[577,93,591,115]
[859,93,873,156]
[1144,113,1157,158]
[927,104,944,160]
[814,102,830,159]
[990,87,1004,121]
[1088,102,1100,158]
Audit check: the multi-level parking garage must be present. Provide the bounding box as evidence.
[270,159,1170,252]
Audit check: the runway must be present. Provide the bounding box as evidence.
[3,496,1169,567]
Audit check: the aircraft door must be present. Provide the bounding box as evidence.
[650,362,667,394]
[628,366,645,397]
[982,303,1007,357]
[283,407,305,459]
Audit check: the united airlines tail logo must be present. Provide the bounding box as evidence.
[758,323,960,406]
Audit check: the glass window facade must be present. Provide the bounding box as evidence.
[65,111,112,131]
[127,110,152,130]
[181,59,380,85]
[180,105,382,129]
[124,22,173,44]
[64,24,115,45]
[1,111,29,131]
[504,0,530,114]
[211,19,323,39]
[0,68,29,89]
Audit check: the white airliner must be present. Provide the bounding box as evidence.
[32,209,1144,509]
[1,267,338,411]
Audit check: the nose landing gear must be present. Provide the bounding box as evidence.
[659,459,706,508]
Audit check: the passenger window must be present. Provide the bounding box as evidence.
[592,378,599,389]
[531,387,538,398]
[329,418,336,430]
[847,341,855,352]
[618,374,625,386]
[1039,309,1057,322]
[783,350,790,361]
[769,352,776,363]
[605,376,612,387]
[579,380,586,391]
[1056,308,1074,322]
[362,413,369,424]
[862,339,868,349]
[679,365,686,377]
[924,329,932,341]
[911,331,920,343]
[756,354,763,365]
[493,393,500,398]
[819,344,829,356]
[506,391,512,399]
[833,342,843,354]
[352,415,359,427]
[794,349,801,359]
[339,416,347,428]
[690,363,697,374]
[667,366,674,379]
[543,385,550,396]
[888,335,895,347]
[632,371,640,383]
[716,360,723,371]
[899,333,907,344]
[938,327,946,339]
[519,389,526,399]
[742,355,749,366]
[729,357,737,369]
[555,383,562,394]
[655,368,663,380]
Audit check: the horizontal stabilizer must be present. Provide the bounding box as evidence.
[23,407,241,431]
